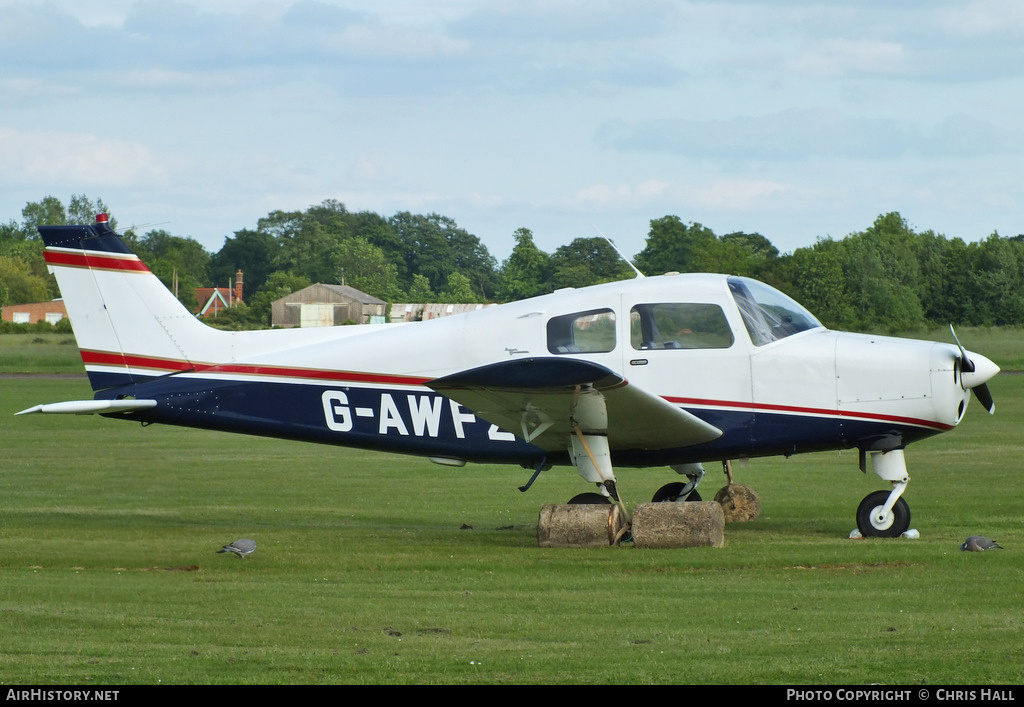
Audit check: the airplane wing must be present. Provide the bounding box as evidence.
[428,357,722,453]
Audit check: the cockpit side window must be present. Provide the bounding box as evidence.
[630,303,734,350]
[728,276,822,346]
[547,308,616,354]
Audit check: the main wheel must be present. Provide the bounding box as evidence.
[856,490,911,537]
[651,482,702,503]
[567,492,611,505]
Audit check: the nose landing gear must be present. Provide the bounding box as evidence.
[856,449,912,537]
[857,489,911,537]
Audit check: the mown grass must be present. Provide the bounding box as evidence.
[898,325,1024,371]
[1,374,1022,685]
[0,332,82,374]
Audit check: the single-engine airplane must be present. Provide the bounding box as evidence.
[19,215,1000,538]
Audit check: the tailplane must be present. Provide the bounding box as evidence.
[40,214,224,391]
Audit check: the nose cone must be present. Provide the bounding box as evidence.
[960,350,1000,390]
[959,350,998,415]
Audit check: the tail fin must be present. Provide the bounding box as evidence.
[40,215,222,391]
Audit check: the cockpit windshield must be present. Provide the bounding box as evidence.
[728,276,822,346]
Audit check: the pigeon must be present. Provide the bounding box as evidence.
[960,535,1002,552]
[217,538,257,558]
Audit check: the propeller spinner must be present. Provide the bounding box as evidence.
[950,325,999,414]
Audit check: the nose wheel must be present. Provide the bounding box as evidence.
[856,490,911,537]
[856,450,912,537]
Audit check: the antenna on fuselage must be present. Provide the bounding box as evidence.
[594,226,645,279]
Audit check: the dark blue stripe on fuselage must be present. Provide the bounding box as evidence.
[94,374,942,467]
[100,374,545,464]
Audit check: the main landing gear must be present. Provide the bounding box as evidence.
[569,462,709,505]
[856,449,912,538]
[651,462,705,503]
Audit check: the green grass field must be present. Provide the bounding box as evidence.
[0,332,82,374]
[2,328,1023,684]
[1,371,1022,685]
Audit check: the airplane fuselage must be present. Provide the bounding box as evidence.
[84,272,976,470]
[26,218,999,536]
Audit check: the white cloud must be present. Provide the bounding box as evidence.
[787,39,908,78]
[937,0,1024,37]
[1,0,1022,258]
[570,178,799,212]
[0,127,162,187]
[692,179,799,210]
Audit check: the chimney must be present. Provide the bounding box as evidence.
[234,270,243,304]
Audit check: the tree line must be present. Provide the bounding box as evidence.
[2,195,1023,333]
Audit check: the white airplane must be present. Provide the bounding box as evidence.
[19,215,1000,538]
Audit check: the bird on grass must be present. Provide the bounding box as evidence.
[217,538,257,558]
[960,536,1002,552]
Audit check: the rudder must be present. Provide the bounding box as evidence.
[40,215,222,391]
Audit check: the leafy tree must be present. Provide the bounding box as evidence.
[208,228,280,301]
[407,274,434,302]
[331,236,404,302]
[914,230,955,324]
[21,196,67,233]
[0,219,29,246]
[438,272,480,303]
[497,228,551,301]
[968,233,1024,325]
[388,212,497,300]
[719,231,779,277]
[0,230,45,283]
[201,302,263,330]
[67,194,113,226]
[134,229,211,307]
[937,237,974,325]
[779,240,855,329]
[351,211,406,280]
[548,237,635,289]
[634,216,721,274]
[0,255,50,304]
[263,209,348,284]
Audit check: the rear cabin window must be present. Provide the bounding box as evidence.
[630,303,734,350]
[547,308,616,354]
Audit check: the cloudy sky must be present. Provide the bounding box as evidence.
[2,0,1022,261]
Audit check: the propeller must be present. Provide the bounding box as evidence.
[950,325,998,414]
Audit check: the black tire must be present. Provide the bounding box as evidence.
[651,482,702,503]
[567,492,611,505]
[856,490,911,537]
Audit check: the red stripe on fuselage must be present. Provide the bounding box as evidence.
[201,363,431,386]
[80,350,431,387]
[80,350,194,372]
[44,250,150,272]
[79,349,949,432]
[663,395,952,432]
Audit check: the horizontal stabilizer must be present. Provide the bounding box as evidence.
[16,399,157,416]
[429,357,722,452]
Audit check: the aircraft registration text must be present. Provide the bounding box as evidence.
[322,390,515,441]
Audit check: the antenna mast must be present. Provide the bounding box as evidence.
[594,227,644,278]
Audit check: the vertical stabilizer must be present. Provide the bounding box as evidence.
[40,215,222,391]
